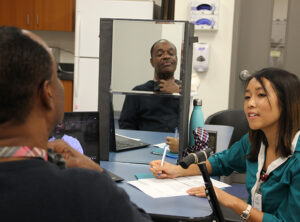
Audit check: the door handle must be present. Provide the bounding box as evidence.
[36,15,39,26]
[239,70,251,81]
[26,14,30,25]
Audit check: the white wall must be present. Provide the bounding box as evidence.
[175,0,236,119]
[32,30,75,63]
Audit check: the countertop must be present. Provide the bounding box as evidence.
[57,63,74,81]
[58,72,73,80]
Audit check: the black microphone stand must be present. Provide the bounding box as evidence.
[198,162,224,222]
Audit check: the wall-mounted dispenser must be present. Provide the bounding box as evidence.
[190,0,219,30]
[193,42,210,72]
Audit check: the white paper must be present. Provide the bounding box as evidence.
[153,142,170,151]
[127,175,231,198]
[153,142,166,148]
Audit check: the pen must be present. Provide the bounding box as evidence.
[159,144,168,177]
[174,127,178,138]
[166,154,177,159]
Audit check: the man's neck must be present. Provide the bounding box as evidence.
[0,119,49,150]
[154,73,175,81]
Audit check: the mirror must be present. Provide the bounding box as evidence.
[110,20,185,118]
[99,18,195,161]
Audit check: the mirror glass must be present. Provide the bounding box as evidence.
[111,20,184,108]
[110,20,185,133]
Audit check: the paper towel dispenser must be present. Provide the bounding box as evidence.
[190,0,219,30]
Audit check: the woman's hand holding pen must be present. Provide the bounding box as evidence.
[149,160,183,179]
[150,159,202,179]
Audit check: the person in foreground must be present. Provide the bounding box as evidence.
[0,26,151,222]
[150,68,300,221]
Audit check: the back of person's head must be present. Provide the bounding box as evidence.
[245,67,300,161]
[0,26,53,124]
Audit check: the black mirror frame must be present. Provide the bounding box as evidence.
[98,18,196,161]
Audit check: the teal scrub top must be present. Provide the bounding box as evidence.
[208,132,300,222]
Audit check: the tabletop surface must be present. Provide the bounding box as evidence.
[103,125,236,221]
[110,125,234,164]
[101,161,213,220]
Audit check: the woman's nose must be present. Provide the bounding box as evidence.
[247,97,256,108]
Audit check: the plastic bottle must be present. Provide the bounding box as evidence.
[189,99,205,146]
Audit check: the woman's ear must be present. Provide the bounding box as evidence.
[40,80,55,109]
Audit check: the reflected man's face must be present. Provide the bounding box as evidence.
[54,122,66,138]
[151,40,177,80]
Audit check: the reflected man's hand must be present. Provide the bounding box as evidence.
[159,79,181,93]
[166,136,179,153]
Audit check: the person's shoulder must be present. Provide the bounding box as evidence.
[4,160,151,221]
[49,166,123,199]
[59,166,111,184]
[240,133,250,142]
[229,133,251,154]
[133,80,154,91]
[59,167,152,221]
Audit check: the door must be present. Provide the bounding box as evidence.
[15,0,35,29]
[229,0,274,109]
[61,79,73,112]
[0,0,34,28]
[0,0,74,31]
[34,0,75,31]
[0,0,17,26]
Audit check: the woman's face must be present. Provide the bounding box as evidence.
[244,77,281,133]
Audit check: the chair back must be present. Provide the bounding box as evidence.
[205,109,249,148]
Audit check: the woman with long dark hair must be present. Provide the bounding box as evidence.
[150,68,300,221]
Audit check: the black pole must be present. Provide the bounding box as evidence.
[198,163,225,222]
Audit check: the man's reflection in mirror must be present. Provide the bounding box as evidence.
[119,39,181,132]
[48,121,84,154]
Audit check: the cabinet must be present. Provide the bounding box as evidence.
[61,79,73,112]
[0,0,75,31]
[0,0,17,26]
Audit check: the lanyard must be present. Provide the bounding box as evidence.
[0,146,66,169]
[0,146,48,160]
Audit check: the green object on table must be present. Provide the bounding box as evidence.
[151,148,178,159]
[135,173,156,179]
